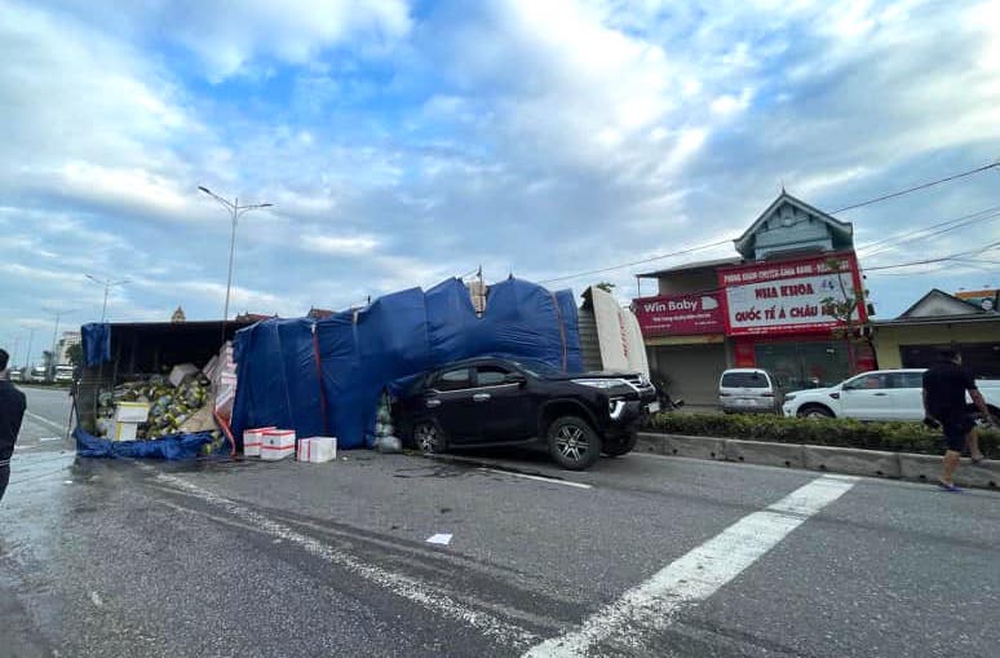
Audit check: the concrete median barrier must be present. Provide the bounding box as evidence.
[636,432,999,489]
[637,433,726,460]
[724,440,805,469]
[897,453,941,483]
[803,445,900,478]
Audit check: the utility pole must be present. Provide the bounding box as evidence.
[46,308,74,373]
[24,327,35,370]
[198,186,273,338]
[85,275,129,323]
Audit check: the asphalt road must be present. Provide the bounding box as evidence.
[2,386,999,657]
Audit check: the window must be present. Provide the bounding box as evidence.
[477,365,509,387]
[721,372,770,389]
[893,372,924,389]
[846,373,888,390]
[435,368,471,391]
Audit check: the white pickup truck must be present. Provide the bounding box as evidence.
[782,368,1000,421]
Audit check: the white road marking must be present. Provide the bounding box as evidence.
[25,411,65,433]
[90,591,103,607]
[13,444,42,451]
[479,468,593,490]
[39,436,62,442]
[155,472,537,648]
[523,474,859,657]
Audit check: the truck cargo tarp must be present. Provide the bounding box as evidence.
[231,277,583,450]
[82,323,112,367]
[75,427,213,460]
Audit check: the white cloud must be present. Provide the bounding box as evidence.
[302,234,381,254]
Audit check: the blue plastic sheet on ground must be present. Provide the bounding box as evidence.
[75,427,212,460]
[81,323,112,367]
[231,277,583,450]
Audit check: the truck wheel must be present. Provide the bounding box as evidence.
[413,421,444,455]
[547,416,601,470]
[797,404,834,419]
[602,431,638,457]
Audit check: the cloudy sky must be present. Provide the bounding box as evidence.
[2,0,999,364]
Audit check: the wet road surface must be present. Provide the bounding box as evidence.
[2,385,999,657]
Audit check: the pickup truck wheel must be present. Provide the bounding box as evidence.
[548,416,601,470]
[797,404,834,419]
[602,431,638,457]
[414,421,444,455]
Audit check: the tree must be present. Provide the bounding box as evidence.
[820,256,870,374]
[595,281,616,293]
[66,342,84,368]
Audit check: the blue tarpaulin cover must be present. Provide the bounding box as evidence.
[75,427,212,460]
[231,277,583,450]
[81,323,112,367]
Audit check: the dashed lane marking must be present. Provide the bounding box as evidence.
[479,468,593,490]
[523,474,859,657]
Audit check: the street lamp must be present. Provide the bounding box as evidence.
[45,308,75,371]
[85,275,130,323]
[198,186,273,324]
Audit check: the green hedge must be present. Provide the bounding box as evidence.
[648,413,1000,458]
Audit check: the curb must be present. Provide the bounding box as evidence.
[636,432,1000,490]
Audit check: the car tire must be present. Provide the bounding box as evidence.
[602,431,638,457]
[797,404,834,419]
[547,416,601,470]
[413,420,445,455]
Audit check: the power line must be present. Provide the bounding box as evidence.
[537,238,734,285]
[831,160,1000,213]
[532,161,1000,288]
[861,207,1000,259]
[863,238,1000,273]
[857,203,1000,253]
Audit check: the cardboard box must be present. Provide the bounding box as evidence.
[242,426,275,458]
[115,402,150,423]
[297,437,337,463]
[260,429,296,461]
[115,421,139,441]
[169,363,200,388]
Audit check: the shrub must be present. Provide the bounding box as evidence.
[648,412,1000,458]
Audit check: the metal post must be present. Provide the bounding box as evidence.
[24,327,35,370]
[101,284,110,323]
[223,199,238,323]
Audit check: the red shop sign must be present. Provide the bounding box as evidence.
[633,291,726,336]
[718,251,866,337]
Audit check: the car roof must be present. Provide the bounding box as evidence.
[850,368,926,375]
[721,368,771,374]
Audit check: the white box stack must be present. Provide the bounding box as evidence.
[297,437,337,463]
[260,429,296,461]
[115,402,150,423]
[242,426,275,458]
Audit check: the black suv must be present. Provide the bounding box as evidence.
[394,357,657,470]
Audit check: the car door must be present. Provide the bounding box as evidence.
[839,372,891,420]
[475,364,535,442]
[885,372,925,421]
[424,367,481,443]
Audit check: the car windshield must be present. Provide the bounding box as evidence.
[510,359,565,378]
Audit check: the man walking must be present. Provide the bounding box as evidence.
[1,348,27,503]
[922,348,992,492]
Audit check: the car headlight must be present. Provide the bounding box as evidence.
[784,393,796,402]
[572,378,625,389]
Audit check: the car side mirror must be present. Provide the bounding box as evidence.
[504,372,527,386]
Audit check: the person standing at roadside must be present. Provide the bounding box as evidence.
[922,349,992,492]
[1,348,28,503]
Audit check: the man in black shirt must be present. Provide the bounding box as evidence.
[922,349,991,491]
[1,348,27,502]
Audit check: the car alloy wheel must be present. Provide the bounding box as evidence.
[556,424,589,462]
[414,422,441,455]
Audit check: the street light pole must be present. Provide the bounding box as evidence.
[24,327,35,370]
[85,275,129,323]
[198,186,273,325]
